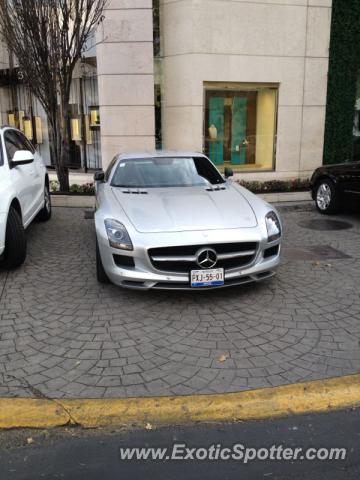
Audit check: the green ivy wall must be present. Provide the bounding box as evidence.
[323,0,360,165]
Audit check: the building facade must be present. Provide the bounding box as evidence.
[0,0,339,182]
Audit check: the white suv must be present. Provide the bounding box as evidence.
[0,127,51,268]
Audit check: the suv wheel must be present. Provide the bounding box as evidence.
[315,179,339,214]
[3,206,27,269]
[96,239,109,284]
[37,184,52,222]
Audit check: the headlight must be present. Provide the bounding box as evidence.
[265,211,281,242]
[104,219,133,250]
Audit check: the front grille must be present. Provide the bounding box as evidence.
[148,242,258,274]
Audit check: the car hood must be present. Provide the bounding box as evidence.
[110,185,258,233]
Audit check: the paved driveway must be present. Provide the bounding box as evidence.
[0,204,360,399]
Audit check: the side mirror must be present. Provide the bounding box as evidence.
[11,150,34,168]
[94,171,105,182]
[224,167,234,179]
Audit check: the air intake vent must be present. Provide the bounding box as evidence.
[264,245,279,259]
[205,186,227,192]
[122,189,148,195]
[113,255,135,268]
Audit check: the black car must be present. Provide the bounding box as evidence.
[310,162,360,214]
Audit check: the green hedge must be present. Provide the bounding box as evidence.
[324,0,360,165]
[50,180,95,195]
[49,179,310,196]
[237,179,310,194]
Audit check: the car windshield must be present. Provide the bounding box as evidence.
[110,156,225,188]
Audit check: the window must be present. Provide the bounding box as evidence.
[204,84,278,172]
[105,156,118,182]
[4,130,21,161]
[17,132,36,154]
[4,130,35,161]
[111,157,225,188]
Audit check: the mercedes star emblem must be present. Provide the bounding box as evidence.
[196,248,218,269]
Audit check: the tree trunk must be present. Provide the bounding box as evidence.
[56,159,70,192]
[59,94,71,192]
[49,116,70,192]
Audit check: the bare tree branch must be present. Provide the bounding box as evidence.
[0,0,107,191]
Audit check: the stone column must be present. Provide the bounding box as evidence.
[97,0,155,169]
[299,1,332,177]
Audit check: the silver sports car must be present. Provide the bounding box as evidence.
[94,152,282,290]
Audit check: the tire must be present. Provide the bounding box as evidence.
[96,239,110,284]
[315,178,340,215]
[3,207,27,269]
[37,183,52,222]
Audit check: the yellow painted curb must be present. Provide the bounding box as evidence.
[1,374,360,429]
[0,398,70,429]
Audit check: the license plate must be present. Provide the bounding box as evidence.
[191,268,224,288]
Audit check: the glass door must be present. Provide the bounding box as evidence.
[205,90,257,168]
[208,96,225,165]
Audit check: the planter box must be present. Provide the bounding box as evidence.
[51,194,95,208]
[51,192,94,196]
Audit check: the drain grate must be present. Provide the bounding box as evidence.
[298,219,353,231]
[283,245,351,261]
[84,210,95,220]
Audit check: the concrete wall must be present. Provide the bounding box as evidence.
[96,0,156,169]
[160,0,332,180]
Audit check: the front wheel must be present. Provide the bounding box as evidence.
[3,207,27,269]
[315,179,339,214]
[37,183,52,222]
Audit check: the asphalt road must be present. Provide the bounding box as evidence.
[0,408,359,479]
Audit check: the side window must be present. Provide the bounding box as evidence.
[4,131,20,161]
[15,131,35,154]
[105,157,118,182]
[4,130,35,162]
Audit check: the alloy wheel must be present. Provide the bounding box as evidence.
[316,183,331,211]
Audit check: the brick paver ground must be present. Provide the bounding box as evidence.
[0,204,360,398]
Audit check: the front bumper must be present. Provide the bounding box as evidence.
[96,224,281,291]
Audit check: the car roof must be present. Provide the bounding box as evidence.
[116,151,207,161]
[0,125,23,133]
